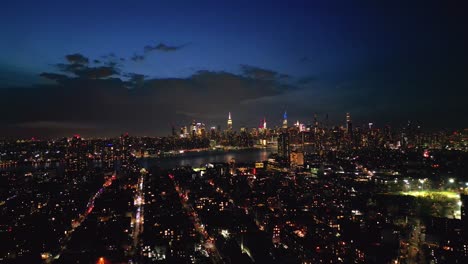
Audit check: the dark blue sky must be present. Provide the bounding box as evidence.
[0,0,467,137]
[1,1,372,77]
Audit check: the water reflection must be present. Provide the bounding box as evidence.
[0,149,272,172]
[141,148,271,169]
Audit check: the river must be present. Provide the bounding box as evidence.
[0,148,274,172]
[140,148,272,169]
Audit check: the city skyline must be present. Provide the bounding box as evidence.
[0,109,450,140]
[1,0,467,138]
[2,2,468,262]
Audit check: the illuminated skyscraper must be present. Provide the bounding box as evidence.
[314,113,318,132]
[180,126,188,138]
[195,122,206,137]
[259,117,267,135]
[346,112,351,127]
[346,112,353,137]
[227,112,233,131]
[282,111,288,129]
[190,120,197,137]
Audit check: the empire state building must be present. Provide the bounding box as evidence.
[227,112,233,131]
[282,111,288,129]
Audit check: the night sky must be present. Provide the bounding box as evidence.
[1,0,467,138]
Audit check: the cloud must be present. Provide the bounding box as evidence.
[54,64,118,79]
[75,66,119,79]
[240,64,289,81]
[105,61,120,67]
[125,73,146,88]
[49,54,120,80]
[39,72,69,82]
[144,42,189,52]
[142,70,286,106]
[55,62,84,73]
[131,54,145,62]
[65,53,89,65]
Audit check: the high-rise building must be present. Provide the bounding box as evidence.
[210,126,216,139]
[190,121,197,137]
[313,113,319,132]
[346,112,353,138]
[294,120,305,132]
[195,122,206,137]
[259,117,267,135]
[227,112,233,131]
[272,225,281,244]
[277,132,290,163]
[282,111,288,129]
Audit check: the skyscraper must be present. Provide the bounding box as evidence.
[313,113,318,132]
[227,112,233,131]
[277,132,290,164]
[346,112,353,138]
[282,111,288,129]
[190,120,196,137]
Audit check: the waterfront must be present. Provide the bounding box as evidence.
[0,148,273,172]
[140,148,272,169]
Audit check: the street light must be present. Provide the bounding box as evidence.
[449,178,455,184]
